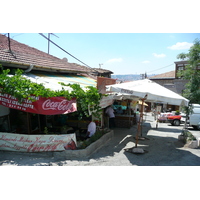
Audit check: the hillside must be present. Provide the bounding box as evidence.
[111,74,157,82]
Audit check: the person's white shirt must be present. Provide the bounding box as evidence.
[87,122,96,137]
[105,106,115,118]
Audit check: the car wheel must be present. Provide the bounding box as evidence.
[192,125,200,130]
[198,123,200,130]
[173,119,180,126]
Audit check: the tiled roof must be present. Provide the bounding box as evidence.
[92,68,113,74]
[149,70,175,79]
[0,34,92,74]
[72,64,113,75]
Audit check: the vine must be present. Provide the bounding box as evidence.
[0,67,102,120]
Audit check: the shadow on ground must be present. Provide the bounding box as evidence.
[124,134,200,166]
[1,122,200,166]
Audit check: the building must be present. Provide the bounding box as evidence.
[149,61,190,112]
[149,62,189,95]
[0,33,114,134]
[0,34,93,74]
[0,33,115,93]
[91,68,113,78]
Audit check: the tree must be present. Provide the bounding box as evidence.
[177,38,200,104]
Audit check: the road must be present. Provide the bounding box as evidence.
[0,113,200,166]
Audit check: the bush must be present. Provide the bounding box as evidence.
[78,129,110,149]
[175,110,180,115]
[181,129,196,143]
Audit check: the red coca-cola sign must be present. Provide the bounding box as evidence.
[42,99,75,111]
[0,92,77,115]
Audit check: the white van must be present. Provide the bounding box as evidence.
[189,104,200,130]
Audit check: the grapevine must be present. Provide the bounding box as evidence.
[0,67,102,119]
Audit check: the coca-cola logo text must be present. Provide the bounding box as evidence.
[42,99,75,111]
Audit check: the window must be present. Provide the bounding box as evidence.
[178,66,184,70]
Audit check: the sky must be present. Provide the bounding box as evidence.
[3,33,200,76]
[1,1,200,77]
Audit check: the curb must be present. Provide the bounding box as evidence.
[53,130,114,159]
[178,134,199,149]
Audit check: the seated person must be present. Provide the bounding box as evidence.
[79,121,96,140]
[86,121,96,138]
[116,106,123,114]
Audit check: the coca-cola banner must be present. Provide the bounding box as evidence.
[0,132,77,152]
[0,92,77,115]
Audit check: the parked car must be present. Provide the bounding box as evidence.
[167,115,181,126]
[167,104,200,129]
[158,113,173,122]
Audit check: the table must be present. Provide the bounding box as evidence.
[115,114,136,128]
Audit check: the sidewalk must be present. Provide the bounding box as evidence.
[1,113,200,166]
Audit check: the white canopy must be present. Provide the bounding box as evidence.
[22,73,74,92]
[106,79,189,106]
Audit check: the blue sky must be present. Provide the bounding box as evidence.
[1,1,200,76]
[6,33,199,75]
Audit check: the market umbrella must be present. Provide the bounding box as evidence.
[106,79,189,107]
[106,79,189,153]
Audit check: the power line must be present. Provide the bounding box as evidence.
[11,33,24,38]
[147,63,174,73]
[39,33,93,69]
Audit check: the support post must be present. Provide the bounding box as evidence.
[135,98,145,147]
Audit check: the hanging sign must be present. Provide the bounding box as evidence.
[99,95,114,108]
[0,132,77,152]
[0,92,77,115]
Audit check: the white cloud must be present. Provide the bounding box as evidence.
[142,60,150,64]
[167,42,193,50]
[152,53,166,58]
[106,58,123,63]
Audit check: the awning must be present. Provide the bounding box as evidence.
[31,72,97,88]
[138,100,148,106]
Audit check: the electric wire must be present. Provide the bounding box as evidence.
[39,33,93,69]
[147,63,174,73]
[11,33,24,38]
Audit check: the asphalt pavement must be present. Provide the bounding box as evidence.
[1,113,200,166]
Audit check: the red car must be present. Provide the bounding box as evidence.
[167,115,184,126]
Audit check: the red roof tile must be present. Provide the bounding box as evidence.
[149,70,175,79]
[0,34,92,73]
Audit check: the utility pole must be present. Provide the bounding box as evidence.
[48,33,59,54]
[99,63,103,68]
[140,72,147,79]
[140,74,145,79]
